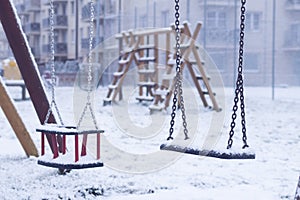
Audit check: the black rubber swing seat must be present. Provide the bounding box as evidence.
[37,159,104,170]
[160,144,255,159]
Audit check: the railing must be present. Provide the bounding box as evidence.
[42,15,68,29]
[286,0,300,10]
[284,29,300,50]
[42,0,68,5]
[198,0,235,7]
[82,1,117,21]
[31,47,41,58]
[25,0,40,12]
[15,4,26,14]
[42,43,68,55]
[23,23,40,34]
[81,37,103,49]
[204,28,235,45]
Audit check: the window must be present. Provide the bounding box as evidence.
[71,2,75,15]
[80,28,84,39]
[207,11,226,29]
[71,29,75,43]
[161,10,169,27]
[62,3,67,15]
[291,24,300,44]
[244,53,259,71]
[246,12,261,32]
[139,15,147,28]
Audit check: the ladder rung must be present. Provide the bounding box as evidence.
[138,56,155,62]
[189,60,205,66]
[119,59,130,64]
[137,82,156,87]
[179,44,199,49]
[108,84,118,89]
[137,44,155,50]
[138,69,156,74]
[167,58,176,65]
[196,75,210,81]
[136,96,154,101]
[154,89,169,96]
[113,72,124,77]
[203,91,216,96]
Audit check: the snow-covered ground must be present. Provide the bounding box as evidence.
[0,85,299,199]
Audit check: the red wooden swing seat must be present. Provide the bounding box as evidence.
[36,124,104,170]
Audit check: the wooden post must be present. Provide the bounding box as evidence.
[295,176,300,200]
[154,34,159,84]
[0,77,38,157]
[97,133,100,160]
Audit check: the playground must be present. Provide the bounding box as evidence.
[0,86,300,199]
[0,0,300,199]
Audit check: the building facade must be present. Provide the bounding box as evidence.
[1,0,299,86]
[120,0,300,86]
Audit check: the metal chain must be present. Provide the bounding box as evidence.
[227,0,248,149]
[77,0,98,130]
[167,0,189,140]
[44,0,64,125]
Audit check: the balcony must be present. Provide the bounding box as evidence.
[81,37,103,49]
[15,4,27,15]
[42,0,68,5]
[31,47,41,58]
[25,0,40,12]
[283,24,300,51]
[198,0,235,7]
[286,0,300,11]
[23,23,41,34]
[82,1,117,22]
[42,15,68,29]
[204,28,233,47]
[42,43,68,56]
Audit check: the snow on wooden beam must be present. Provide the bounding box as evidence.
[0,77,38,157]
[0,0,58,153]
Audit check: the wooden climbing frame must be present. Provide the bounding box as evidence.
[103,22,220,112]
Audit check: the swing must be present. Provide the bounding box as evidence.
[160,0,255,160]
[36,0,104,172]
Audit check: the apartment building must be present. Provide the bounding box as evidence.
[121,0,300,86]
[0,26,12,60]
[12,0,118,64]
[1,0,299,86]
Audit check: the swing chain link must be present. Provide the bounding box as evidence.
[44,0,64,125]
[167,0,189,140]
[227,0,248,149]
[77,0,98,130]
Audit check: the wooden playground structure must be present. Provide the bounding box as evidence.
[0,0,103,171]
[0,77,38,157]
[103,21,221,112]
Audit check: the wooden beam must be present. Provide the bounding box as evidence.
[0,0,58,152]
[0,77,38,157]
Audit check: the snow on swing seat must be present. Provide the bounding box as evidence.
[36,124,104,135]
[36,124,104,170]
[160,144,255,160]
